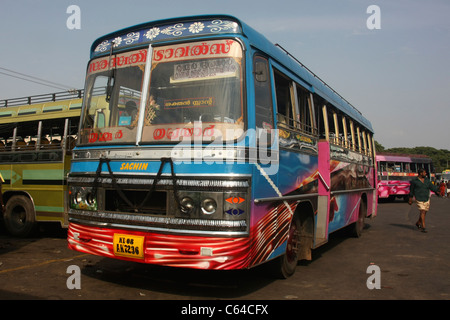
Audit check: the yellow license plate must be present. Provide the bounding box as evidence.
[113,234,144,259]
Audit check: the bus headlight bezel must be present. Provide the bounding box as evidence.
[180,196,195,214]
[70,187,97,211]
[201,198,217,215]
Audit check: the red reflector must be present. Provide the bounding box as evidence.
[179,249,199,255]
[225,196,245,204]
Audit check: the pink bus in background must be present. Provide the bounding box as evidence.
[376,153,434,201]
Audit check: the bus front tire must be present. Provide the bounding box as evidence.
[4,195,36,237]
[278,215,301,278]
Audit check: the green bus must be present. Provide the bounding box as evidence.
[0,90,82,236]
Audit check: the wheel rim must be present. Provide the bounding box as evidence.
[286,222,300,263]
[11,205,27,230]
[358,215,364,233]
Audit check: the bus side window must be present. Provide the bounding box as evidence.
[273,69,294,128]
[315,95,328,140]
[66,118,79,152]
[330,109,339,145]
[84,75,109,130]
[324,106,335,143]
[96,110,106,128]
[349,120,356,151]
[295,84,314,134]
[361,130,368,155]
[367,133,373,157]
[356,126,362,153]
[353,125,361,152]
[254,55,274,144]
[341,116,348,148]
[337,114,346,147]
[405,163,411,173]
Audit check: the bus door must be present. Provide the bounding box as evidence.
[315,105,331,248]
[316,141,330,248]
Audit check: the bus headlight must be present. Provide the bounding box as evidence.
[180,196,195,214]
[86,192,96,206]
[75,191,83,204]
[201,198,217,215]
[70,187,97,211]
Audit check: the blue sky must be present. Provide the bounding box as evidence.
[0,0,449,150]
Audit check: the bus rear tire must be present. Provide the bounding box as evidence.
[351,198,367,238]
[4,195,36,237]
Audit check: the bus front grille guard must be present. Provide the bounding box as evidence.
[93,157,187,214]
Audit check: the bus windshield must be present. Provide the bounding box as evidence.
[79,49,147,145]
[142,39,244,143]
[79,39,244,145]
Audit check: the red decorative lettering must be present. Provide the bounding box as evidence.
[203,125,215,137]
[193,127,202,136]
[98,132,112,142]
[210,43,221,54]
[182,128,193,137]
[151,125,220,141]
[154,49,164,62]
[191,43,209,56]
[153,128,166,140]
[152,40,238,63]
[175,46,189,58]
[89,132,98,143]
[88,50,147,74]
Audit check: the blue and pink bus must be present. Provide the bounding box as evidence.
[67,15,377,278]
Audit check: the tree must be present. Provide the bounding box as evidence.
[374,140,385,153]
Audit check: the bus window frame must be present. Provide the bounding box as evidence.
[349,119,356,151]
[321,104,329,142]
[341,115,348,149]
[0,117,77,157]
[272,66,317,137]
[320,103,374,156]
[253,54,275,146]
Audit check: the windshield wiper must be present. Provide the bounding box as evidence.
[105,41,116,102]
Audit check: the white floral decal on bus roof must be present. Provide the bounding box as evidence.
[93,19,240,55]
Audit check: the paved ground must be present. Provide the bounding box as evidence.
[0,196,449,304]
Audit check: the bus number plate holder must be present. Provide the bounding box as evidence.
[113,234,145,259]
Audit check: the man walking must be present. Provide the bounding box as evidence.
[408,168,441,232]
